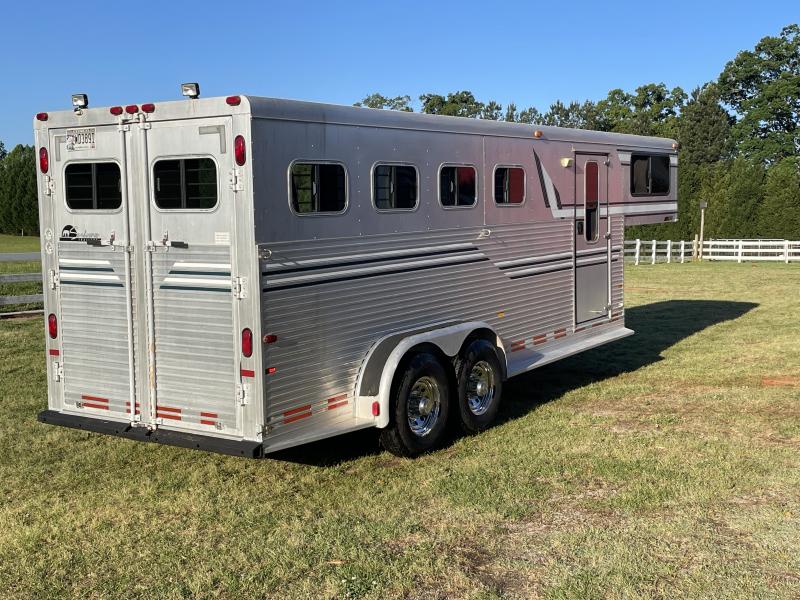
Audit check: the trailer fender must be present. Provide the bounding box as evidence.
[354,321,505,428]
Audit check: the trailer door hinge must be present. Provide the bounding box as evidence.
[228,168,244,192]
[44,175,55,196]
[48,269,59,290]
[145,241,157,252]
[52,361,63,382]
[232,276,248,299]
[236,383,250,406]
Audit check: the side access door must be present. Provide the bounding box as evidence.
[574,153,611,324]
[133,117,245,436]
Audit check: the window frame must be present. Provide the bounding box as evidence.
[287,159,350,217]
[583,160,600,244]
[370,161,420,213]
[629,152,671,197]
[151,154,221,213]
[492,164,527,206]
[63,159,124,214]
[437,163,478,210]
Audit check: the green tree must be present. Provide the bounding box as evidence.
[677,84,733,165]
[481,100,503,121]
[354,93,413,111]
[0,141,7,161]
[718,24,800,162]
[419,91,484,118]
[757,157,800,237]
[0,144,38,235]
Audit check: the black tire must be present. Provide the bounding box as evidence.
[454,339,503,434]
[379,352,451,457]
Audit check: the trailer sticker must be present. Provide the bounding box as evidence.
[327,394,349,411]
[156,406,182,420]
[282,404,312,425]
[214,232,231,245]
[80,394,109,410]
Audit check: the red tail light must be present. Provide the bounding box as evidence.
[36,112,48,121]
[125,104,138,114]
[226,95,241,106]
[110,106,123,116]
[48,314,58,339]
[234,135,246,166]
[241,328,253,357]
[263,334,277,344]
[39,147,49,174]
[141,103,155,113]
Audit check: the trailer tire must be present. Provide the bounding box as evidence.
[380,352,451,457]
[454,339,503,434]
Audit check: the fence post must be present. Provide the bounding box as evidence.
[693,235,699,261]
[651,239,657,265]
[635,239,641,266]
[680,240,685,263]
[666,239,672,264]
[737,239,743,264]
[785,240,790,264]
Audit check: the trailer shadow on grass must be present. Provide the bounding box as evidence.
[270,299,757,466]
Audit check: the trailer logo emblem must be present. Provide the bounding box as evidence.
[60,225,78,240]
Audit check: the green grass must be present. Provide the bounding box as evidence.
[0,234,40,253]
[1,262,798,599]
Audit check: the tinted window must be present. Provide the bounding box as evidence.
[584,161,599,243]
[154,158,217,209]
[65,162,122,210]
[440,166,477,207]
[291,163,347,214]
[631,154,670,196]
[373,165,417,210]
[494,167,525,204]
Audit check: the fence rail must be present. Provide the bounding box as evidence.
[624,239,800,264]
[0,251,43,317]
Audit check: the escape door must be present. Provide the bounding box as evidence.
[574,153,610,324]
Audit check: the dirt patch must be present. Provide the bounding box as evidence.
[762,376,800,387]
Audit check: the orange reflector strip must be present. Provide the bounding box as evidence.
[284,404,312,417]
[157,406,181,413]
[157,413,182,421]
[533,334,547,345]
[240,369,255,378]
[267,367,276,375]
[200,411,218,418]
[200,420,216,426]
[327,394,349,411]
[510,341,525,352]
[48,349,60,356]
[554,329,567,339]
[82,403,109,410]
[81,394,108,403]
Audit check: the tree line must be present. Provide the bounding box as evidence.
[0,24,797,240]
[356,24,800,241]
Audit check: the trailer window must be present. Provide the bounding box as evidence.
[65,163,122,210]
[290,163,347,214]
[494,167,525,204]
[584,161,600,243]
[153,158,218,209]
[440,165,477,208]
[631,154,670,196]
[373,164,417,210]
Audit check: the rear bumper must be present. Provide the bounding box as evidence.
[38,410,263,458]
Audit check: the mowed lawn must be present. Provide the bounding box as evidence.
[0,235,41,313]
[0,262,798,599]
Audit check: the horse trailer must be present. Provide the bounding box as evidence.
[34,89,677,457]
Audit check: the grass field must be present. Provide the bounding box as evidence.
[0,234,40,253]
[0,262,798,599]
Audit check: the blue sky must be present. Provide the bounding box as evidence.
[1,1,795,147]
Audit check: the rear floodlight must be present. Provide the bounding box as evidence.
[71,93,89,111]
[181,82,200,99]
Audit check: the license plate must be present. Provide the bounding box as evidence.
[65,128,96,151]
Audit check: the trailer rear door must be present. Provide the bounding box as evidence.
[136,117,242,436]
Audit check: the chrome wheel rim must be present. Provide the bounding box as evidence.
[466,361,495,416]
[407,376,441,437]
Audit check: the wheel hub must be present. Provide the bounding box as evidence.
[466,361,496,416]
[407,376,441,437]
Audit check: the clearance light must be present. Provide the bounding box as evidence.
[234,135,246,166]
[36,112,48,121]
[533,130,543,139]
[141,103,155,113]
[242,328,253,357]
[39,147,49,174]
[263,334,277,344]
[371,401,380,417]
[125,105,138,115]
[48,314,58,339]
[226,95,241,106]
[110,106,124,116]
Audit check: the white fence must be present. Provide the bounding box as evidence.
[624,239,800,265]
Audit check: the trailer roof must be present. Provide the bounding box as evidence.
[246,96,677,150]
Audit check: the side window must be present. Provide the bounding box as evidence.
[290,162,347,214]
[584,161,599,243]
[439,165,477,208]
[65,162,122,210]
[494,167,525,204]
[373,164,417,210]
[154,158,218,209]
[630,154,670,196]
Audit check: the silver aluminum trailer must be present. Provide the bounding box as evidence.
[34,91,677,457]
